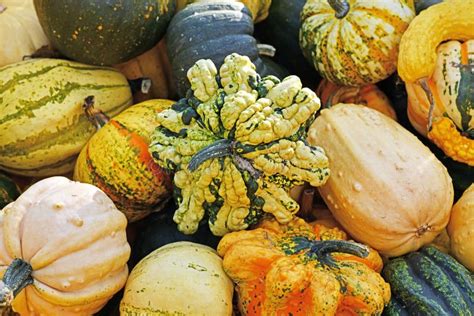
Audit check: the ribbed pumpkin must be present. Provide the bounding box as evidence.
[114,39,175,101]
[382,246,474,315]
[74,99,173,222]
[0,177,130,315]
[447,184,474,271]
[166,1,287,97]
[317,79,397,119]
[176,0,271,22]
[299,0,414,86]
[34,0,176,65]
[0,173,20,209]
[405,40,474,166]
[0,0,49,67]
[217,217,390,315]
[120,242,233,316]
[0,58,132,177]
[307,104,454,257]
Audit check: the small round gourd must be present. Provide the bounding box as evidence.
[120,241,233,316]
[0,176,131,315]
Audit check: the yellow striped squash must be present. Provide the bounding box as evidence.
[0,58,133,177]
[300,0,414,86]
[74,99,173,222]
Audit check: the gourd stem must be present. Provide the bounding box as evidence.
[188,139,233,171]
[257,44,276,57]
[328,0,350,19]
[0,259,33,307]
[419,78,435,131]
[83,96,110,130]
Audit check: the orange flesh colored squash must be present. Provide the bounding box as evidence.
[0,176,130,315]
[307,104,454,257]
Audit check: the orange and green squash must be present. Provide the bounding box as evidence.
[217,217,390,315]
[74,98,173,222]
[308,104,454,257]
[120,241,233,315]
[382,246,474,315]
[300,0,414,86]
[0,58,132,177]
[34,0,176,65]
[0,0,49,67]
[0,176,130,315]
[447,184,474,271]
[148,53,330,236]
[317,79,397,119]
[0,173,20,209]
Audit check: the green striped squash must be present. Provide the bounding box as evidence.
[299,0,414,86]
[0,173,20,209]
[74,99,173,222]
[0,58,133,177]
[382,246,474,315]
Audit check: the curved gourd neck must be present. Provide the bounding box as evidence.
[328,0,350,19]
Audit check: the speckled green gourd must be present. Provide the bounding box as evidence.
[0,173,20,209]
[148,53,330,236]
[382,246,474,315]
[34,0,176,65]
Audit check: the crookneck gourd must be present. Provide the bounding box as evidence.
[148,53,330,236]
[217,217,391,315]
[299,0,414,86]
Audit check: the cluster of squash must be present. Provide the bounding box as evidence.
[0,0,473,315]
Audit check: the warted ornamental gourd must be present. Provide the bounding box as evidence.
[149,53,330,236]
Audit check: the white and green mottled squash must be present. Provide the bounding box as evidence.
[0,58,133,177]
[299,0,414,86]
[120,241,233,316]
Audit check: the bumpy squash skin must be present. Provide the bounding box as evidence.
[447,184,474,272]
[300,0,414,86]
[0,0,49,68]
[0,59,132,177]
[308,104,454,257]
[398,0,474,83]
[0,173,21,209]
[149,54,330,236]
[74,100,173,222]
[217,217,390,316]
[0,177,131,315]
[382,246,474,315]
[120,242,233,316]
[34,0,176,66]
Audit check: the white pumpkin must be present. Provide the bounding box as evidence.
[0,0,49,67]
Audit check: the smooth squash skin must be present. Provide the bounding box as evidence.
[307,104,454,257]
[447,184,474,271]
[0,0,49,67]
[120,242,233,316]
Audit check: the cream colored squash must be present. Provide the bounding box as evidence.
[0,0,49,67]
[307,104,454,257]
[447,184,474,271]
[120,241,233,316]
[0,176,130,315]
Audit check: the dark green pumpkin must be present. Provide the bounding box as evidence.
[34,0,176,65]
[414,0,443,14]
[254,0,321,88]
[166,1,287,97]
[0,173,21,209]
[382,246,474,316]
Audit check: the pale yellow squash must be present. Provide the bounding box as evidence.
[307,104,454,257]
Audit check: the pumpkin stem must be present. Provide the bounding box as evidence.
[289,237,369,268]
[83,96,110,130]
[188,139,233,171]
[257,44,276,58]
[328,0,350,19]
[419,78,435,131]
[0,259,33,307]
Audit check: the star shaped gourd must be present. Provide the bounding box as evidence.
[149,53,330,236]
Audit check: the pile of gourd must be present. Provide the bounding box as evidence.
[0,0,473,315]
